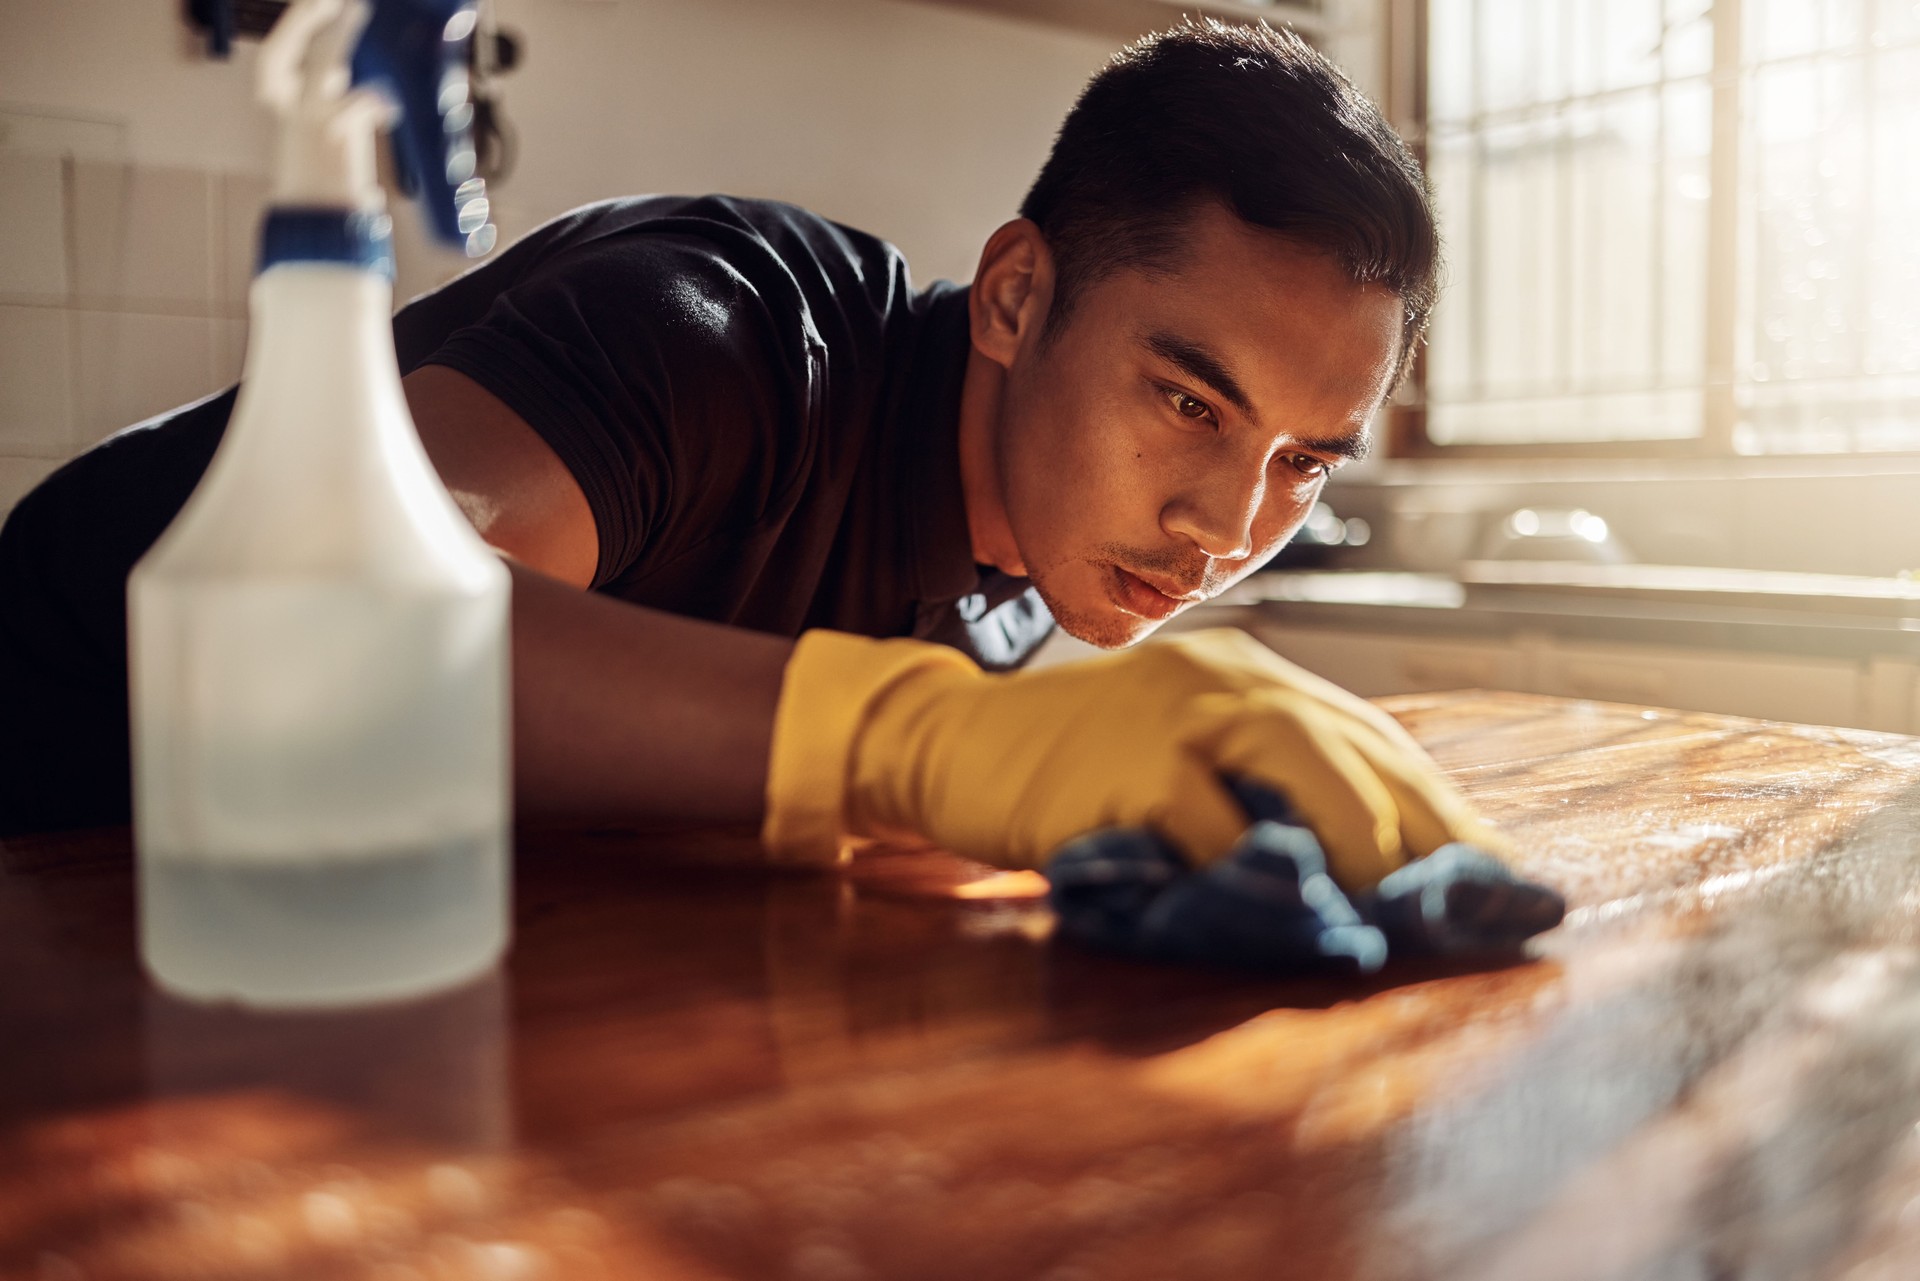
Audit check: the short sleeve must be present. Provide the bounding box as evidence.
[422,232,818,587]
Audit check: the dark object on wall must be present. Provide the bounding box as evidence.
[467,14,520,181]
[185,0,288,56]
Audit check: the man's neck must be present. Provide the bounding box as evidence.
[955,341,1028,578]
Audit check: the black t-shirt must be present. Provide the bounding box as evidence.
[0,194,1054,835]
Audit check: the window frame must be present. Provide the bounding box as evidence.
[1383,0,1914,463]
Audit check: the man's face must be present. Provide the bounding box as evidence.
[995,203,1405,648]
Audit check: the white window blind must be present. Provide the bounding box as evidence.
[1417,0,1920,452]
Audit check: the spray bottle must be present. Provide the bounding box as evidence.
[129,0,511,1008]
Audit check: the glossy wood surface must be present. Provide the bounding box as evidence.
[10,691,1920,1280]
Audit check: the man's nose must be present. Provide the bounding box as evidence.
[1161,462,1265,562]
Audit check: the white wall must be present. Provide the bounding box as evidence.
[0,0,1129,516]
[491,0,1116,283]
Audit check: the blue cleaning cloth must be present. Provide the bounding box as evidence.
[1044,778,1564,975]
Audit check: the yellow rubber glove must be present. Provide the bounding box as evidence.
[761,627,1506,892]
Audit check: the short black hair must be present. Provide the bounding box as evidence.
[1020,19,1438,383]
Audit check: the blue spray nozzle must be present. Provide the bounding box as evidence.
[350,0,495,255]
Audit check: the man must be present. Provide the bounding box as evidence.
[0,20,1502,888]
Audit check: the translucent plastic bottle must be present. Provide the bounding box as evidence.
[128,0,510,1008]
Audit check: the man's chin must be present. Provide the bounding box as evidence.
[1035,586,1165,649]
[1060,615,1159,649]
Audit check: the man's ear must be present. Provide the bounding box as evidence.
[970,218,1054,370]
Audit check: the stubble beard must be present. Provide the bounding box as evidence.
[1024,558,1153,650]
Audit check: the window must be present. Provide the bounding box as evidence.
[1398,0,1920,455]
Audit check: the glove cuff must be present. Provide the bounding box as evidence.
[761,629,981,865]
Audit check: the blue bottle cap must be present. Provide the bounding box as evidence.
[258,208,397,279]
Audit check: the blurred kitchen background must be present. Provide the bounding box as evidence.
[5,0,1920,731]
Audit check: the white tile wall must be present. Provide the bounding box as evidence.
[0,305,73,455]
[0,152,68,301]
[67,309,217,449]
[0,151,488,513]
[215,171,271,311]
[0,144,504,530]
[211,316,247,387]
[68,159,218,314]
[0,151,254,524]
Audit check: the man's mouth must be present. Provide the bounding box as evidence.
[1104,564,1204,620]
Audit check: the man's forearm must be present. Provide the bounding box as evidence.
[506,563,792,826]
[406,368,791,825]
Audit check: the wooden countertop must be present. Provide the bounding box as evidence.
[9,691,1920,1280]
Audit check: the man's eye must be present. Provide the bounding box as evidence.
[1284,454,1330,478]
[1164,388,1215,424]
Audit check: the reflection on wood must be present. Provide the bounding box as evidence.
[8,692,1920,1278]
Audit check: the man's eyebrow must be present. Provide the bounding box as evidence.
[1141,330,1255,419]
[1140,328,1375,463]
[1299,427,1374,464]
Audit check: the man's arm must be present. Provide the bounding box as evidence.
[398,365,1505,889]
[403,365,599,589]
[504,565,789,825]
[403,365,789,826]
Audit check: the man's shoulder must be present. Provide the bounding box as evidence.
[487,194,940,368]
[532,194,912,291]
